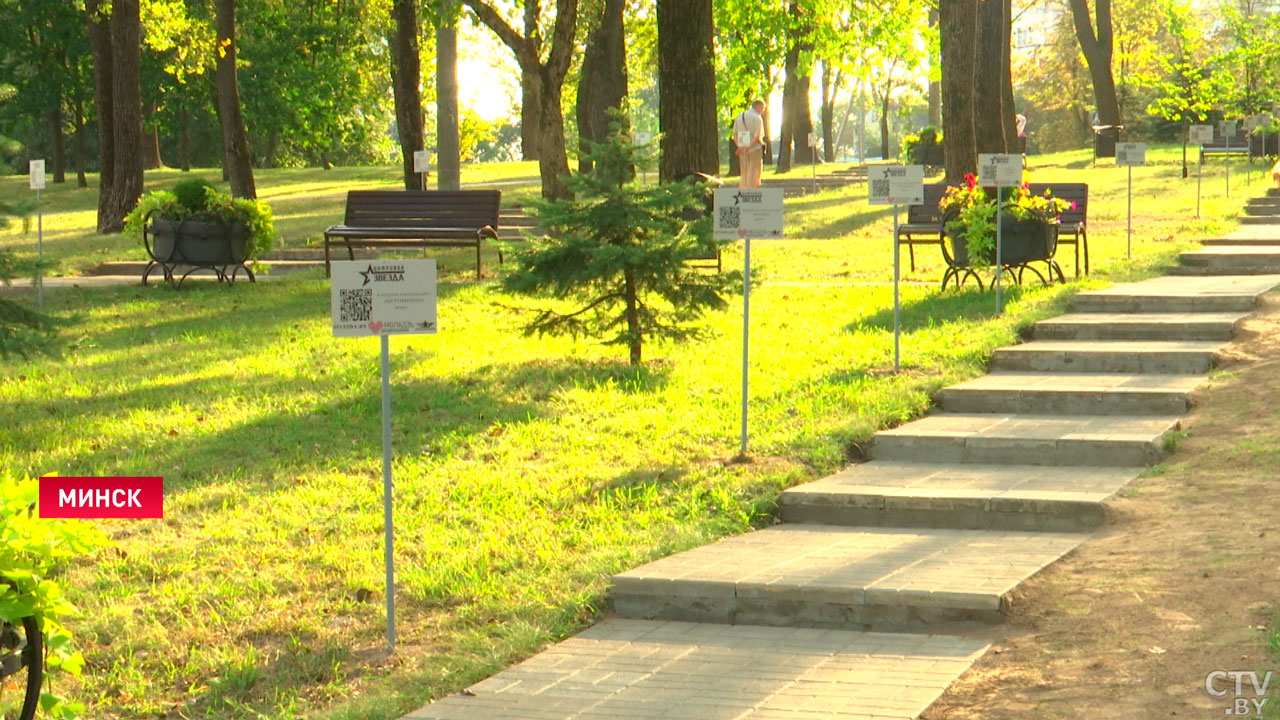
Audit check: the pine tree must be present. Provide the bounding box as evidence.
[503,120,741,366]
[0,201,63,359]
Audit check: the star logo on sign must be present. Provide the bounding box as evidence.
[359,264,376,286]
[733,192,743,206]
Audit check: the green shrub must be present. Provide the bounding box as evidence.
[170,178,218,213]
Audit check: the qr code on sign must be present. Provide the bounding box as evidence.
[871,179,890,198]
[718,205,740,229]
[340,288,373,322]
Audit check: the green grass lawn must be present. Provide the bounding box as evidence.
[0,146,1262,719]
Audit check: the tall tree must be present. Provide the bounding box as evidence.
[1069,0,1122,127]
[939,0,978,181]
[391,0,425,190]
[657,0,718,181]
[775,1,816,172]
[974,0,1009,153]
[463,0,579,199]
[577,0,628,173]
[214,0,255,198]
[436,2,461,190]
[86,0,144,233]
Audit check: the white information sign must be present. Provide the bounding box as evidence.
[413,150,430,173]
[1221,120,1238,137]
[807,132,820,148]
[1245,115,1260,132]
[978,153,1022,187]
[1116,142,1147,166]
[331,259,438,337]
[29,159,45,190]
[868,164,925,205]
[1190,124,1215,144]
[714,188,784,240]
[635,132,652,145]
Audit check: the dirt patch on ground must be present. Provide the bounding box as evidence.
[923,293,1280,720]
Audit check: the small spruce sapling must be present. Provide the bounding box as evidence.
[504,119,741,366]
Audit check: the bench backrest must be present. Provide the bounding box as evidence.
[905,183,949,224]
[1025,182,1087,227]
[343,190,501,229]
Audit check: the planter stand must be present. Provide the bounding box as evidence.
[941,219,1064,291]
[142,213,256,288]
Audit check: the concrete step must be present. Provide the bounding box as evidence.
[1238,215,1280,225]
[1206,225,1280,244]
[404,619,990,720]
[778,461,1138,532]
[1180,247,1280,272]
[1033,312,1245,341]
[991,340,1224,374]
[1201,236,1280,246]
[1167,264,1280,276]
[937,372,1199,415]
[1246,196,1280,208]
[1070,274,1275,313]
[1244,205,1280,216]
[609,524,1085,631]
[1267,188,1280,198]
[870,412,1180,467]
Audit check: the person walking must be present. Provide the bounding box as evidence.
[733,99,766,189]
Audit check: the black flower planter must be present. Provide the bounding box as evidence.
[143,213,255,287]
[942,217,1064,290]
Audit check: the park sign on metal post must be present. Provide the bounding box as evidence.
[712,187,784,458]
[1190,124,1214,144]
[1116,142,1146,259]
[978,153,1022,315]
[868,164,924,371]
[330,259,438,653]
[29,160,45,307]
[1221,120,1237,138]
[413,150,429,190]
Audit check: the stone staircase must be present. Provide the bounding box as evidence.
[404,213,1280,719]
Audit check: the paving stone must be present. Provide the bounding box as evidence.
[609,524,1084,630]
[779,461,1137,531]
[403,620,988,720]
[990,340,1224,374]
[1032,312,1246,341]
[936,372,1200,415]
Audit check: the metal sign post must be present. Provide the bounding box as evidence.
[868,164,924,371]
[1116,142,1147,260]
[331,259,439,652]
[413,150,430,191]
[713,188,784,456]
[1191,124,1214,218]
[978,154,1023,315]
[808,133,820,193]
[1222,121,1237,198]
[29,160,45,308]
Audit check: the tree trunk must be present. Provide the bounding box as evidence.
[50,104,67,184]
[1000,0,1017,150]
[820,64,838,163]
[776,44,800,173]
[928,8,941,127]
[72,97,88,188]
[179,105,192,171]
[86,0,116,230]
[215,0,256,199]
[880,81,892,160]
[1068,0,1121,127]
[790,70,815,164]
[391,0,425,190]
[537,71,573,199]
[974,0,1007,154]
[143,114,164,169]
[98,0,144,234]
[437,19,461,189]
[657,0,718,182]
[939,0,978,183]
[519,69,542,161]
[576,0,627,173]
[264,128,278,170]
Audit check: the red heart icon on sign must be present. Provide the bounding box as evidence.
[368,321,384,334]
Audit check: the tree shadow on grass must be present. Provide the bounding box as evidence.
[850,284,1027,333]
[474,356,672,398]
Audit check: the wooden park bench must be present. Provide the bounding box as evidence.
[1025,182,1089,277]
[894,183,947,271]
[323,190,501,279]
[1199,130,1250,163]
